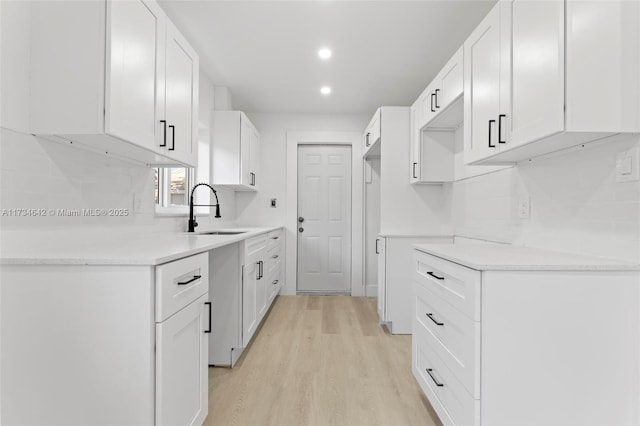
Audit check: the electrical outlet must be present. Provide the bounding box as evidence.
[270,198,277,208]
[616,147,639,183]
[518,197,530,219]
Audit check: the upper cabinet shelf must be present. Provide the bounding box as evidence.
[211,111,260,191]
[29,0,199,167]
[464,0,640,165]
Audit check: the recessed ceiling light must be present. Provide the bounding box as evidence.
[320,86,332,95]
[318,48,332,60]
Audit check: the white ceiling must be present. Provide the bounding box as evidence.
[158,0,496,115]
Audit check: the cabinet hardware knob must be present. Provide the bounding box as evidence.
[426,313,444,326]
[488,119,496,148]
[205,302,212,333]
[168,125,175,151]
[426,368,444,387]
[160,120,167,147]
[426,271,444,280]
[177,275,201,286]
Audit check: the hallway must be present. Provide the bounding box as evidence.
[206,295,441,426]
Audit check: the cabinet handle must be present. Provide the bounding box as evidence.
[426,313,444,326]
[168,125,175,151]
[272,236,280,239]
[426,271,444,280]
[412,162,418,179]
[498,114,506,144]
[272,255,279,259]
[204,302,212,333]
[256,261,263,279]
[430,93,436,112]
[272,280,279,285]
[177,274,201,286]
[375,239,380,254]
[160,120,167,147]
[250,172,256,186]
[366,132,371,147]
[488,119,496,148]
[435,89,440,109]
[426,368,444,387]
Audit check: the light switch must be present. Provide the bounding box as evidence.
[616,148,639,183]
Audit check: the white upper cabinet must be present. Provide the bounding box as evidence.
[411,47,463,184]
[363,108,382,158]
[211,111,260,191]
[465,0,640,165]
[30,0,199,167]
[421,47,464,130]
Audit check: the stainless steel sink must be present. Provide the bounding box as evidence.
[200,231,247,235]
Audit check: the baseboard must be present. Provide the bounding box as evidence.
[365,284,378,297]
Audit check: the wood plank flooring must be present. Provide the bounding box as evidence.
[205,295,441,426]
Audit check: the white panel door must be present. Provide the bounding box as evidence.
[105,0,164,152]
[156,294,208,426]
[297,145,352,292]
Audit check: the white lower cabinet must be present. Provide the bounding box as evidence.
[412,249,640,425]
[209,229,284,367]
[377,236,451,334]
[156,293,209,426]
[0,252,210,425]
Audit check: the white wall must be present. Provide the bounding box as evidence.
[447,134,640,262]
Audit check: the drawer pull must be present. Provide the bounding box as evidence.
[272,255,279,259]
[427,271,444,280]
[272,280,279,285]
[204,302,212,333]
[426,368,444,387]
[177,275,201,286]
[271,236,279,240]
[426,313,444,326]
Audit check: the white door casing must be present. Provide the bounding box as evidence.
[297,145,352,292]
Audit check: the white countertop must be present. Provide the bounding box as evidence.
[0,227,283,266]
[413,242,640,271]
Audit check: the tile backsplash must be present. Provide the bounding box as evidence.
[447,134,640,262]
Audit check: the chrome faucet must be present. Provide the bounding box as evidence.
[188,183,221,232]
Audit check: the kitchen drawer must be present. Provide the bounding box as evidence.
[415,282,480,398]
[245,233,268,264]
[414,250,481,321]
[156,253,208,322]
[267,268,282,302]
[413,331,479,426]
[266,247,281,274]
[267,229,282,250]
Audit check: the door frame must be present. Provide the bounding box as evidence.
[285,131,363,296]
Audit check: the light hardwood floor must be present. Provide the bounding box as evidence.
[205,295,441,426]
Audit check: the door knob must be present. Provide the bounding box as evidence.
[298,227,304,233]
[298,217,304,223]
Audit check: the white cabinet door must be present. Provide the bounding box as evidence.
[164,20,199,167]
[436,47,463,112]
[156,293,208,426]
[510,0,564,148]
[240,115,252,187]
[242,262,258,347]
[376,237,386,322]
[464,2,508,164]
[105,0,164,152]
[249,124,260,189]
[256,259,267,319]
[410,101,421,183]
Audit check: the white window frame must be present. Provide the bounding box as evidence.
[155,167,193,216]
